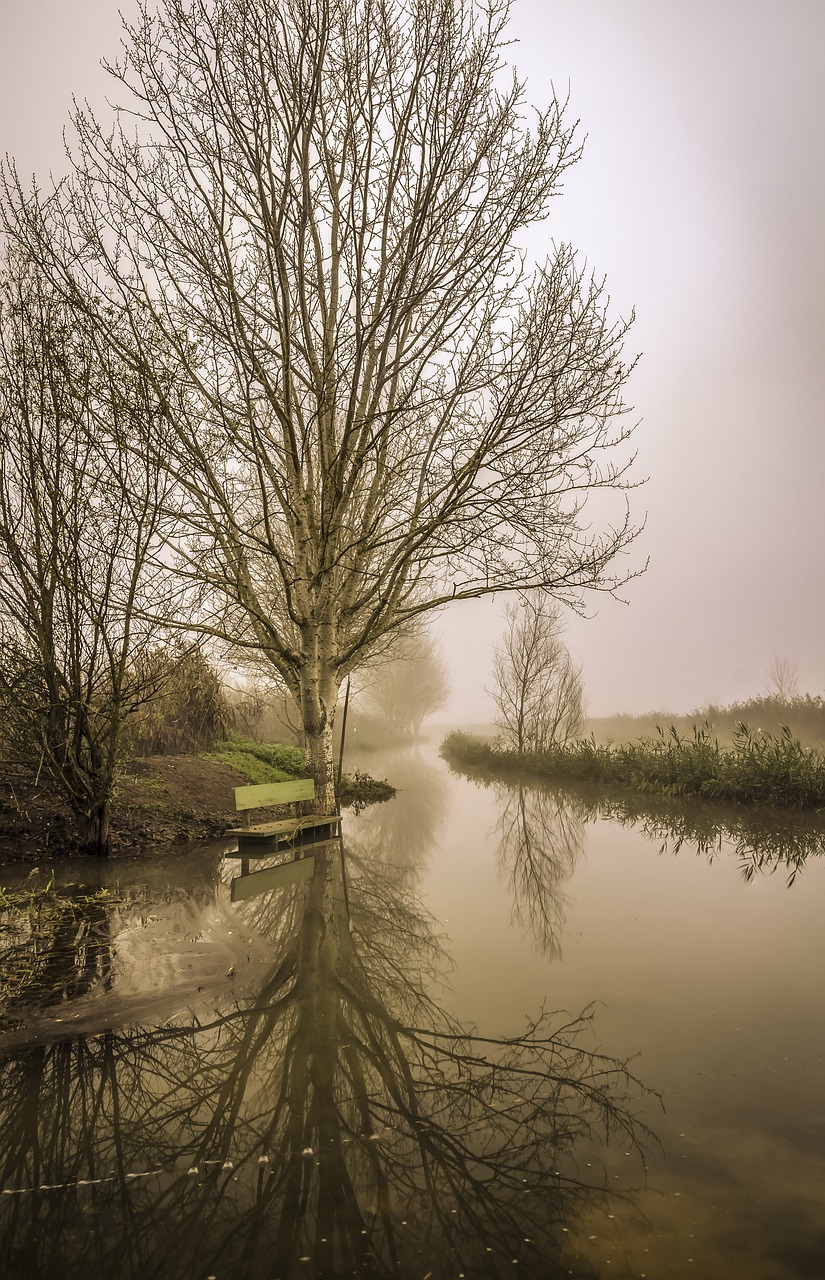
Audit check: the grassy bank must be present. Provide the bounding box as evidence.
[0,737,395,862]
[203,736,395,808]
[202,737,306,783]
[441,725,825,811]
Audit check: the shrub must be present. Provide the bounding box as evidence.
[130,646,232,756]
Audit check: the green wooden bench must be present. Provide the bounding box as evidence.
[225,779,340,855]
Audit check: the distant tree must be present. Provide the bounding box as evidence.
[0,246,172,853]
[767,654,799,703]
[362,631,451,738]
[491,594,584,754]
[4,0,640,811]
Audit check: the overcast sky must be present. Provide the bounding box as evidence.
[2,0,823,720]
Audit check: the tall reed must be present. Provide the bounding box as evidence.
[441,724,825,811]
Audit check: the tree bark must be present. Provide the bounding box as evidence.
[299,663,341,815]
[304,723,337,816]
[77,799,111,857]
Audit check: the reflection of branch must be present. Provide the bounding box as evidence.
[583,790,825,886]
[0,841,654,1278]
[496,785,583,959]
[463,762,825,888]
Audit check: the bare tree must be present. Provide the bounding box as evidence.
[4,0,641,809]
[491,592,584,753]
[360,628,451,738]
[0,245,173,853]
[767,653,799,703]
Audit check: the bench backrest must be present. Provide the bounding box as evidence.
[233,778,315,812]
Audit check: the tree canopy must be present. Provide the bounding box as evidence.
[2,0,641,806]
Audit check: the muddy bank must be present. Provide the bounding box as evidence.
[0,757,248,863]
[0,756,394,863]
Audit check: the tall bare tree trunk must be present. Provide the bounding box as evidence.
[303,724,337,816]
[299,665,340,814]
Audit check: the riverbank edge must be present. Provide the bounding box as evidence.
[440,729,825,813]
[0,750,395,863]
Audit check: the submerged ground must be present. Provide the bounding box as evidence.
[0,739,823,1278]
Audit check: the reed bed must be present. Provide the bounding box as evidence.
[441,723,825,811]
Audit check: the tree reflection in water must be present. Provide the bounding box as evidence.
[350,747,450,872]
[495,786,584,960]
[459,762,825,891]
[0,842,652,1279]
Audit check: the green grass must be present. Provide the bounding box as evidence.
[441,724,825,811]
[202,736,306,784]
[133,775,165,793]
[202,736,396,808]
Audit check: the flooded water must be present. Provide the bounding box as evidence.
[1,741,824,1279]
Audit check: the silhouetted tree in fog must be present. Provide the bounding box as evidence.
[361,629,451,738]
[767,653,799,703]
[491,593,584,753]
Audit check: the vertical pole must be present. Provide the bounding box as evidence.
[338,834,351,928]
[336,676,351,813]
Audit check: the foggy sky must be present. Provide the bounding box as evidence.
[2,0,823,720]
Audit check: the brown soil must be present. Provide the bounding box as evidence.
[0,755,250,863]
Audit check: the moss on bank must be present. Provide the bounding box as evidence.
[441,725,825,812]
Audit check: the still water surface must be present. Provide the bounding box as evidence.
[1,741,823,1279]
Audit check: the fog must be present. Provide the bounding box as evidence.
[2,0,823,720]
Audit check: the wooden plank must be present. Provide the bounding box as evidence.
[226,832,338,859]
[230,855,316,902]
[225,829,337,860]
[225,814,341,840]
[233,778,315,812]
[230,826,340,858]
